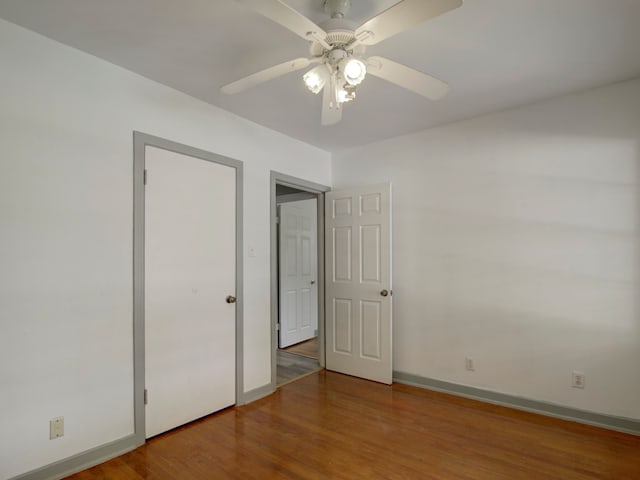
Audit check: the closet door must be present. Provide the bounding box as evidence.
[144,145,236,438]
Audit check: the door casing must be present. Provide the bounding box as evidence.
[133,132,243,444]
[270,172,329,389]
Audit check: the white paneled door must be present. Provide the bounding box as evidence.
[325,183,392,384]
[279,199,318,348]
[144,146,236,438]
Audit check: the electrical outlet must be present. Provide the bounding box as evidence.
[572,371,585,389]
[465,357,475,371]
[50,417,64,439]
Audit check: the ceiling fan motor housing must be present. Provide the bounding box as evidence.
[309,21,360,57]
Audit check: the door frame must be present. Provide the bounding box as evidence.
[133,132,243,444]
[270,172,330,389]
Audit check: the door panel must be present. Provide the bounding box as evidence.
[144,146,236,438]
[334,298,353,354]
[361,300,381,359]
[361,225,381,282]
[279,199,318,348]
[301,288,311,328]
[333,227,352,282]
[325,183,392,384]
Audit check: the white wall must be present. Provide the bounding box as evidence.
[0,19,330,479]
[333,78,640,420]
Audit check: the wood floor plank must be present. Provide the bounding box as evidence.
[282,337,319,359]
[65,371,640,479]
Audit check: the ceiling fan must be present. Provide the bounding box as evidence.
[221,0,463,125]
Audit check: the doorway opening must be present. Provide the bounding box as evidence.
[270,172,329,388]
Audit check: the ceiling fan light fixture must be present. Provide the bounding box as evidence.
[226,0,462,125]
[340,57,366,86]
[303,65,329,94]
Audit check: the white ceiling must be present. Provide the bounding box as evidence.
[1,0,639,152]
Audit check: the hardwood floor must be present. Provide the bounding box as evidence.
[66,371,640,479]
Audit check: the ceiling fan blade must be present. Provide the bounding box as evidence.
[367,56,450,100]
[235,0,328,45]
[355,0,462,46]
[221,57,311,95]
[321,84,342,126]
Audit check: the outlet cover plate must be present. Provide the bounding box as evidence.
[465,357,475,371]
[572,371,585,389]
[50,416,64,439]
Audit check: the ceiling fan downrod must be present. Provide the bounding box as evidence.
[324,0,351,19]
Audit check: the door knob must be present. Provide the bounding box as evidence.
[380,289,389,297]
[310,280,316,285]
[226,295,237,304]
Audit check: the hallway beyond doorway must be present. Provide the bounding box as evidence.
[282,337,318,359]
[277,337,320,385]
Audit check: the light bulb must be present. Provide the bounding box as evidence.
[304,71,320,89]
[341,58,366,86]
[303,65,329,94]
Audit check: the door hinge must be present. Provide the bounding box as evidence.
[143,169,148,185]
[276,323,280,331]
[144,388,148,405]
